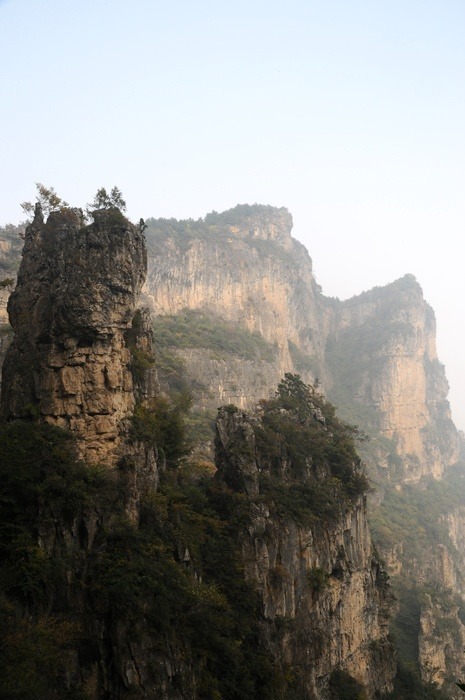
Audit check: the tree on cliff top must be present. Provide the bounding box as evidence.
[86,186,126,213]
[20,183,68,218]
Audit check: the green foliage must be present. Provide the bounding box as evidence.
[203,203,287,227]
[86,185,126,212]
[307,566,329,592]
[152,308,277,362]
[0,416,285,697]
[185,407,216,446]
[21,183,68,217]
[0,599,85,700]
[328,670,367,699]
[0,421,118,698]
[129,345,155,382]
[0,223,24,277]
[389,583,422,670]
[144,204,294,265]
[288,340,320,375]
[0,277,14,289]
[254,374,369,522]
[131,394,192,468]
[371,464,465,700]
[86,469,285,699]
[0,422,115,606]
[370,465,465,556]
[124,310,155,384]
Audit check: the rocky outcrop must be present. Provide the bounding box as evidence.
[143,208,459,486]
[215,405,395,698]
[2,205,458,483]
[322,276,459,482]
[144,205,325,401]
[140,205,462,695]
[0,202,461,695]
[1,205,151,470]
[419,592,465,698]
[414,505,465,698]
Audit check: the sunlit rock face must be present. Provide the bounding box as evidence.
[143,205,327,406]
[0,205,459,481]
[0,205,148,468]
[143,207,459,484]
[321,275,459,483]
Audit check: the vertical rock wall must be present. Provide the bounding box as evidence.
[215,406,396,698]
[0,205,148,468]
[321,276,459,482]
[143,208,459,485]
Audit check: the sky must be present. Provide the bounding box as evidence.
[1,0,464,427]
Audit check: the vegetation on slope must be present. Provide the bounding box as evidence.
[252,373,369,523]
[144,204,296,266]
[0,374,377,699]
[0,223,24,278]
[0,417,285,699]
[152,308,277,362]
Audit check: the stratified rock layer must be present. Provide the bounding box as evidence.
[1,205,147,467]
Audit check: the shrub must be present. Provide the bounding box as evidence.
[131,397,188,468]
[307,567,329,593]
[254,374,369,520]
[328,670,367,700]
[152,309,277,362]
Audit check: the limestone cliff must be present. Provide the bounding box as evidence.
[139,204,462,696]
[214,393,395,698]
[143,206,458,486]
[1,204,150,469]
[0,202,461,696]
[4,206,456,484]
[0,204,396,699]
[144,205,325,407]
[322,276,459,483]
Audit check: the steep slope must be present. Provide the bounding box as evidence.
[144,205,325,408]
[140,204,463,697]
[0,204,396,699]
[143,205,458,486]
[1,204,151,470]
[214,380,395,698]
[322,275,458,483]
[4,206,456,484]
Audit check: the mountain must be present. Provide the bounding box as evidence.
[141,204,465,697]
[1,202,464,697]
[143,205,458,482]
[0,204,395,699]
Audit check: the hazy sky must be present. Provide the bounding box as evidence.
[1,1,464,427]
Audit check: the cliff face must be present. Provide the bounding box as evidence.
[322,276,459,482]
[144,206,458,486]
[416,504,465,696]
[144,205,325,407]
[215,401,395,698]
[3,206,456,484]
[1,205,150,469]
[0,204,397,699]
[140,205,463,696]
[0,203,462,696]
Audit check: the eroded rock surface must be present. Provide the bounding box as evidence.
[1,205,148,467]
[143,207,459,485]
[215,406,395,698]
